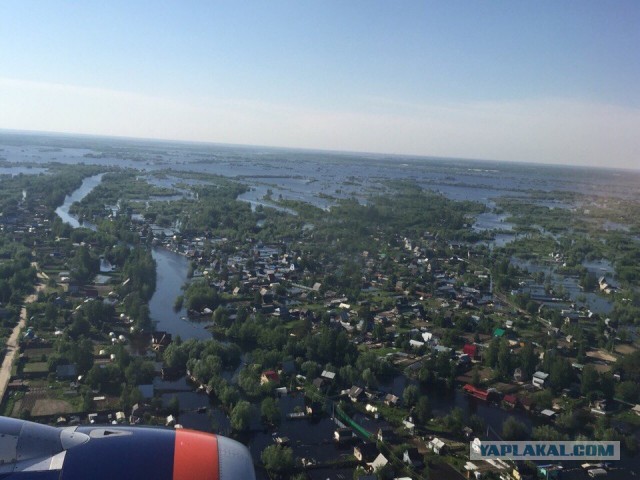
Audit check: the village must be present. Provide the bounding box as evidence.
[0,165,638,480]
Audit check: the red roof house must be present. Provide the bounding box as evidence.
[463,344,478,358]
[260,370,280,385]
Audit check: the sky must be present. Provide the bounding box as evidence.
[0,1,638,168]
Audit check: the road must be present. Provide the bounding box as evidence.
[0,265,47,405]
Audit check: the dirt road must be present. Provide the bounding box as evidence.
[0,277,44,404]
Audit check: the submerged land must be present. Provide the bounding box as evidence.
[0,131,639,479]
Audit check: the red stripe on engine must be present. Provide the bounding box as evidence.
[173,429,219,480]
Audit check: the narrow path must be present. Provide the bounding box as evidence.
[0,268,45,405]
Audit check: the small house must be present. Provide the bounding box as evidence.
[321,370,336,381]
[384,393,399,406]
[540,409,556,420]
[348,386,364,402]
[462,344,478,359]
[368,453,388,471]
[503,394,518,409]
[428,437,446,455]
[532,371,549,388]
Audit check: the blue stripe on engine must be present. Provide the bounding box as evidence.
[61,427,175,480]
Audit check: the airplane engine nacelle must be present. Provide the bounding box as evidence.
[0,416,255,480]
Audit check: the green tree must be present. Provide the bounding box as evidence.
[497,339,512,379]
[616,381,639,403]
[581,365,599,396]
[549,357,573,392]
[501,417,528,441]
[261,445,294,478]
[485,338,499,368]
[230,400,252,432]
[168,396,180,417]
[261,397,281,426]
[415,396,431,423]
[518,342,537,379]
[403,384,419,408]
[532,425,567,441]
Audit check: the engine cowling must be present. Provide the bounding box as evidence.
[0,416,255,480]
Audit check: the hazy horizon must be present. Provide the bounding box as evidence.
[4,126,640,174]
[1,2,638,169]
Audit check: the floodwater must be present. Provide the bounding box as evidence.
[149,248,212,340]
[54,174,212,339]
[511,257,613,315]
[54,173,104,229]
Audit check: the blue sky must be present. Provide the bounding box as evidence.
[0,1,638,168]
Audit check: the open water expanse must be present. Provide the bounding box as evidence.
[8,131,640,476]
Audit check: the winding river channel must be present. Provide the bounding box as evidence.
[55,174,211,340]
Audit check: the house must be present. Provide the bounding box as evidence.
[540,409,556,420]
[354,443,378,463]
[402,418,415,435]
[462,344,478,359]
[260,370,280,385]
[384,393,400,406]
[493,328,506,338]
[632,404,640,416]
[462,384,498,402]
[403,448,424,468]
[433,345,452,355]
[591,399,608,415]
[348,386,364,402]
[334,428,352,443]
[368,453,388,471]
[321,370,336,381]
[532,371,549,388]
[503,394,518,409]
[428,437,447,455]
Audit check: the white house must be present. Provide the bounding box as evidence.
[532,371,549,388]
[428,437,446,455]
